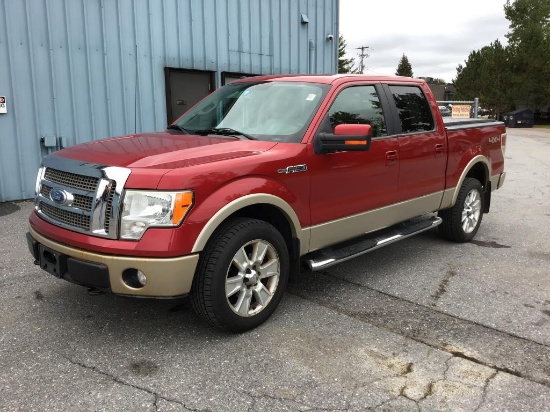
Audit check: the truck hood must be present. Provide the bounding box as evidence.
[55,132,278,169]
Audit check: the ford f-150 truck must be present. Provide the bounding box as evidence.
[27,75,506,332]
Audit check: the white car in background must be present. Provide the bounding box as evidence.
[438,105,451,117]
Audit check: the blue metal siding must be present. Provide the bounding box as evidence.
[0,0,338,201]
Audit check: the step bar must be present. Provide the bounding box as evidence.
[305,215,442,271]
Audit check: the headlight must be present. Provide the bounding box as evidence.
[120,190,193,240]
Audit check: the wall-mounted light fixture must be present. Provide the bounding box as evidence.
[301,14,309,24]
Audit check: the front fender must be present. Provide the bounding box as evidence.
[185,177,308,254]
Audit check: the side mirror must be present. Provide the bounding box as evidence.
[317,124,372,154]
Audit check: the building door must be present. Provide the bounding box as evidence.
[165,69,214,124]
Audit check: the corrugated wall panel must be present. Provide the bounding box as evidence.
[0,0,338,201]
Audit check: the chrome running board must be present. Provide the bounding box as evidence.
[305,216,442,271]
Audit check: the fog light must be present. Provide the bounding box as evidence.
[137,270,147,286]
[122,268,147,289]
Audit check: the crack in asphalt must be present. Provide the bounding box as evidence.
[350,354,495,412]
[244,389,350,412]
[61,355,201,411]
[309,272,550,349]
[288,272,550,389]
[473,371,499,412]
[367,394,417,411]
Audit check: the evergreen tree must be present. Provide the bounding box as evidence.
[338,35,357,74]
[453,0,550,116]
[454,40,512,118]
[395,54,413,77]
[504,0,550,108]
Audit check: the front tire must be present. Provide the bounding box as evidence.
[439,177,484,242]
[191,218,289,332]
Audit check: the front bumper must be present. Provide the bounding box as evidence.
[27,227,199,297]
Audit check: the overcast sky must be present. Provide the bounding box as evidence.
[339,0,511,83]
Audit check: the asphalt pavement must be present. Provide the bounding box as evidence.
[1,127,549,411]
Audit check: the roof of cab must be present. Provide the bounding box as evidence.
[230,73,425,86]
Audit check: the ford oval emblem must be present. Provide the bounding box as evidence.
[50,189,67,204]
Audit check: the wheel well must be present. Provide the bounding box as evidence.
[466,162,488,188]
[464,162,491,213]
[228,204,294,250]
[226,204,301,281]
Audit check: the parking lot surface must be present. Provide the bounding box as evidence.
[1,128,550,411]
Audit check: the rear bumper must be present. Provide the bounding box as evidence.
[497,172,506,189]
[489,172,506,191]
[27,227,199,297]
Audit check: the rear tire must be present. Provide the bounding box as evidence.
[439,177,484,242]
[191,218,289,333]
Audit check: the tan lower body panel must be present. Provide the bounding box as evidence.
[309,192,443,252]
[29,227,199,297]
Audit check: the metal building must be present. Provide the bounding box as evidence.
[0,0,339,202]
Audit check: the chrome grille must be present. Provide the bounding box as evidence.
[40,184,52,198]
[37,158,131,239]
[72,194,94,211]
[103,182,117,233]
[40,202,91,231]
[40,184,93,211]
[44,168,99,192]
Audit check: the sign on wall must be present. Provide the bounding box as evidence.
[0,96,6,114]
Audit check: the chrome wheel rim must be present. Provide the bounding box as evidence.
[225,239,280,317]
[461,189,481,233]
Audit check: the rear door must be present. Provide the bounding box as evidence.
[384,84,446,206]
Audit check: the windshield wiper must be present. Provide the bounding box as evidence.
[194,128,257,140]
[166,124,190,134]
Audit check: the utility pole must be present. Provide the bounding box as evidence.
[356,46,370,74]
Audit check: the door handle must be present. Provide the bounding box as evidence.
[435,144,444,156]
[385,150,398,166]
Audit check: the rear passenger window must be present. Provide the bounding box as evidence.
[389,85,434,133]
[328,86,387,137]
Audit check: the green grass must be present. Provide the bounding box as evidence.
[534,125,550,129]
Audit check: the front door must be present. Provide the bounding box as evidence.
[308,84,400,250]
[165,69,214,124]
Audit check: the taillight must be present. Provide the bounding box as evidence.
[501,133,507,156]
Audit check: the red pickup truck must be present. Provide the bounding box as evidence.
[27,75,506,332]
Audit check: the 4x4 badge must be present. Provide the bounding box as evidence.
[277,164,308,174]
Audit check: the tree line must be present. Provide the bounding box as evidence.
[455,0,550,118]
[338,0,548,119]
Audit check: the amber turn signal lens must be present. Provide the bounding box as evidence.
[345,140,367,145]
[172,191,194,225]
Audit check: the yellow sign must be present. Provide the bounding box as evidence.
[452,105,470,118]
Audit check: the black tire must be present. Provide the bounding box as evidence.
[191,218,289,333]
[439,177,484,242]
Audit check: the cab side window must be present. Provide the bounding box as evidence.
[389,85,434,133]
[328,86,387,137]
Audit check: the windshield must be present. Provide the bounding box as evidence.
[174,81,329,142]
